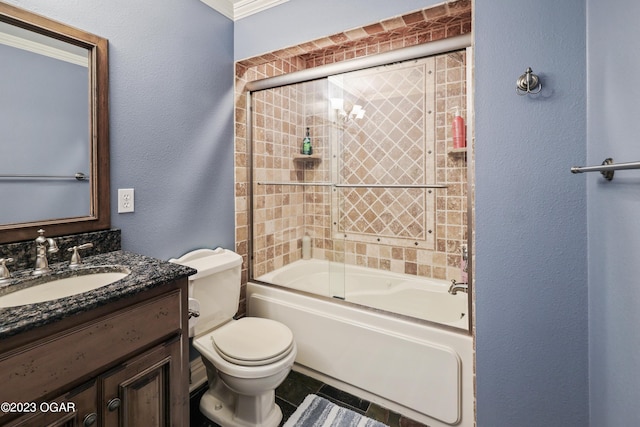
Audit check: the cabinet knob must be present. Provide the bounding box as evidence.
[107,397,121,412]
[83,412,98,426]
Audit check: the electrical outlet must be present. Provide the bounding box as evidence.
[118,188,134,213]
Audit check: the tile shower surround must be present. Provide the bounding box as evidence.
[235,1,471,314]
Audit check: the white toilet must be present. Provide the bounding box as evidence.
[170,248,297,427]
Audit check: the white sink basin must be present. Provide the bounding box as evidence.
[0,269,130,308]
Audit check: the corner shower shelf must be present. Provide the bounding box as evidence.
[292,153,322,163]
[448,148,467,155]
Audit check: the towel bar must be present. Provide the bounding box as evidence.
[570,158,640,181]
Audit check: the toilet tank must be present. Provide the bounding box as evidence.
[170,248,242,336]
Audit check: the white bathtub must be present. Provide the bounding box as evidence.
[248,260,474,427]
[256,259,468,329]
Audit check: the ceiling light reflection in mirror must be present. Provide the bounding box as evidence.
[0,21,88,66]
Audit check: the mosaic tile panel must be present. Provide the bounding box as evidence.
[330,58,436,247]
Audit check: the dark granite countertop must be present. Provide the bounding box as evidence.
[0,251,196,339]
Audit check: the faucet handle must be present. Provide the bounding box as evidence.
[67,243,94,267]
[48,239,59,254]
[36,229,59,253]
[0,257,14,282]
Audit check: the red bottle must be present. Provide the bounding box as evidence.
[451,107,466,149]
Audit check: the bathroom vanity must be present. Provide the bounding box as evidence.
[0,4,196,423]
[0,251,195,426]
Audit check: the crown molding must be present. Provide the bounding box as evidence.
[200,0,289,21]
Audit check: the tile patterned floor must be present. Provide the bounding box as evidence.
[190,370,429,427]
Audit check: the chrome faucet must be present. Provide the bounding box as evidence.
[33,229,59,275]
[448,279,468,295]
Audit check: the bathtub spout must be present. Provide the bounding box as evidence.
[448,279,468,295]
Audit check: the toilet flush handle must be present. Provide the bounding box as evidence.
[189,309,200,319]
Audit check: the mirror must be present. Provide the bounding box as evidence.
[0,2,109,244]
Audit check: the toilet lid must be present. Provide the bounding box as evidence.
[211,317,294,366]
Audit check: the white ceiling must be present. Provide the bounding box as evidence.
[200,0,289,21]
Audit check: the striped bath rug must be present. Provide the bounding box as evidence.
[283,394,389,427]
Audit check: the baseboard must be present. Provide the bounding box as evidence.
[189,357,207,394]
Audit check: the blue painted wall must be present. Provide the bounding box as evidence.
[474,1,588,426]
[236,0,589,426]
[5,0,236,260]
[587,0,640,425]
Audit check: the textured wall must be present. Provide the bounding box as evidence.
[587,0,640,425]
[5,0,235,260]
[474,1,588,425]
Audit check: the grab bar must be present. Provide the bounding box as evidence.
[334,184,448,189]
[257,182,447,189]
[257,182,333,186]
[0,172,88,181]
[570,158,640,181]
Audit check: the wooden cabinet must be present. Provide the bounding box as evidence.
[4,381,98,427]
[101,338,181,427]
[0,279,188,427]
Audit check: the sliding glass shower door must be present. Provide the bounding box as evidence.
[249,79,345,300]
[249,48,470,326]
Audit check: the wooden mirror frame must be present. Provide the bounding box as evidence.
[0,2,109,244]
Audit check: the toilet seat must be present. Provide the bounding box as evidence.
[210,317,294,367]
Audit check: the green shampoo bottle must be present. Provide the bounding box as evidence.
[301,127,312,155]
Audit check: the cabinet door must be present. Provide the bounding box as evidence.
[100,338,182,427]
[4,380,98,427]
